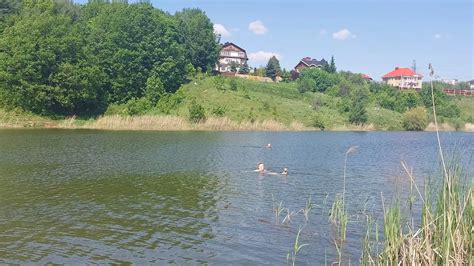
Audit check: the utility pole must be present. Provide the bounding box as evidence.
[412,60,417,73]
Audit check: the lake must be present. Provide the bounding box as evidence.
[0,130,472,264]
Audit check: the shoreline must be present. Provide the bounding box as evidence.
[1,114,473,132]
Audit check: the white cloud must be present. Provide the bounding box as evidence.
[434,33,442,39]
[320,29,327,36]
[248,51,282,62]
[248,20,268,35]
[332,29,356,40]
[213,24,231,37]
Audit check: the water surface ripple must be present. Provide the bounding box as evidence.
[0,130,472,264]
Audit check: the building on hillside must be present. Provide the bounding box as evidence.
[216,42,248,73]
[294,57,327,73]
[382,67,423,90]
[360,73,373,81]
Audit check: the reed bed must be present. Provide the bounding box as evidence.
[60,115,311,131]
[425,122,455,131]
[331,123,376,131]
[463,122,474,131]
[360,162,473,265]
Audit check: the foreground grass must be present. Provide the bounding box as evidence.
[360,161,473,265]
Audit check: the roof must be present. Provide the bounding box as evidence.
[382,67,423,78]
[360,73,372,80]
[221,42,246,54]
[299,57,326,67]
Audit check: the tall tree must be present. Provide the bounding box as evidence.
[329,56,337,73]
[265,56,281,80]
[348,87,369,124]
[175,8,219,72]
[0,0,107,115]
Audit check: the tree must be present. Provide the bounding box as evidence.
[230,61,238,72]
[174,8,219,72]
[329,55,337,73]
[265,56,281,80]
[189,100,206,123]
[145,74,165,105]
[0,1,107,115]
[297,76,316,93]
[297,68,339,92]
[238,62,250,74]
[280,68,290,82]
[348,87,369,125]
[0,0,22,16]
[394,90,423,112]
[403,107,428,131]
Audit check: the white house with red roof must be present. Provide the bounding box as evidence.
[382,67,423,90]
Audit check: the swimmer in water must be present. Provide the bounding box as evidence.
[256,162,265,173]
[266,143,272,149]
[281,167,288,176]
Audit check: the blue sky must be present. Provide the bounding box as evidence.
[75,0,473,81]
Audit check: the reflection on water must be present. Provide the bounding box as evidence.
[0,130,472,264]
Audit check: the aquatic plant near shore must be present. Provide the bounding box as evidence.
[287,227,309,266]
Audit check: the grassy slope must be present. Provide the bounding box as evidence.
[171,77,317,126]
[171,76,405,130]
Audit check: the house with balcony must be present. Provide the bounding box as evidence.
[216,42,248,73]
[294,57,327,73]
[382,67,423,90]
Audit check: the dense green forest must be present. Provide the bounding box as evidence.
[0,0,218,116]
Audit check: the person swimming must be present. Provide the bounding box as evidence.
[255,162,265,173]
[281,167,288,176]
[265,143,272,149]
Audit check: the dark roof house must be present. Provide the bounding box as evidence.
[294,57,327,72]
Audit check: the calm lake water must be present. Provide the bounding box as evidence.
[0,129,472,264]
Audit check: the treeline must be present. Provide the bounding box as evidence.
[296,67,463,129]
[0,0,219,116]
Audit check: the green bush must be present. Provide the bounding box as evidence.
[395,91,423,112]
[297,76,316,93]
[402,107,428,131]
[145,75,165,106]
[126,98,151,116]
[297,68,339,92]
[157,90,185,114]
[211,106,226,117]
[348,87,369,125]
[311,113,327,130]
[214,75,225,91]
[189,100,206,123]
